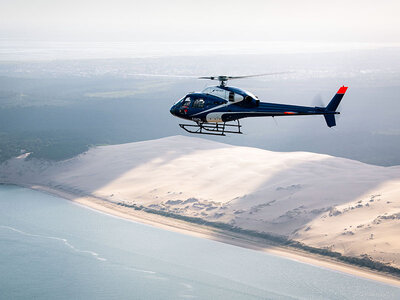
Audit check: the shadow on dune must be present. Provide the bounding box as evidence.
[17,135,397,240]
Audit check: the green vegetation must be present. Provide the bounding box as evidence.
[0,131,91,162]
[117,202,400,278]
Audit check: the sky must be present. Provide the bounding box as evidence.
[1,0,400,43]
[0,1,399,166]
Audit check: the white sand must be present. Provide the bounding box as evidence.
[1,135,399,267]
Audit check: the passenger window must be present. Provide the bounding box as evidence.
[193,99,205,108]
[229,92,234,102]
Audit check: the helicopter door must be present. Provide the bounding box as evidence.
[229,92,234,102]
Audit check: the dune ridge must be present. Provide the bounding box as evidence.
[1,135,399,267]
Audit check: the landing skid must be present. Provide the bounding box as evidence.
[179,120,242,136]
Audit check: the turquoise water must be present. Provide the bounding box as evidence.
[0,185,399,299]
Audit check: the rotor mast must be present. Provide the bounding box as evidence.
[198,75,229,86]
[216,76,229,87]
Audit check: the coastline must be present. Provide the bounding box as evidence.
[6,182,399,288]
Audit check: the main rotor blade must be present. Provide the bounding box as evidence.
[227,72,291,79]
[127,73,199,78]
[198,72,291,82]
[198,76,217,80]
[128,72,292,81]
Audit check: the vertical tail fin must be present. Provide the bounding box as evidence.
[324,86,348,127]
[326,86,348,112]
[324,114,336,127]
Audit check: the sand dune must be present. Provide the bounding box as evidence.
[1,135,399,267]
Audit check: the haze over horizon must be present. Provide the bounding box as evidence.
[1,0,400,44]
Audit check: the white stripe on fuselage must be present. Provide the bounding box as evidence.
[214,111,297,115]
[191,102,287,119]
[194,109,286,118]
[191,102,304,118]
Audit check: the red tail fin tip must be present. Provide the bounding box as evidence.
[337,86,348,94]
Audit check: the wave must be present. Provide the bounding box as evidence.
[0,225,107,262]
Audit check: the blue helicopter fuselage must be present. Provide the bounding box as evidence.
[170,85,345,127]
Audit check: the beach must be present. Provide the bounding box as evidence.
[21,183,400,288]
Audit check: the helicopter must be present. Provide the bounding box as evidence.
[169,74,348,136]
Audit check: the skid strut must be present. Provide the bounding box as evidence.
[179,120,242,136]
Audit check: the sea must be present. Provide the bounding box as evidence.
[0,184,399,300]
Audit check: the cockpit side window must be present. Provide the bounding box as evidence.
[193,98,205,108]
[182,96,191,107]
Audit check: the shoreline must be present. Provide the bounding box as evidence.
[3,182,400,288]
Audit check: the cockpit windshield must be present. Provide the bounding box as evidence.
[173,97,184,105]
